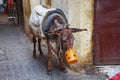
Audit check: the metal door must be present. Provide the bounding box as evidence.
[93,0,120,64]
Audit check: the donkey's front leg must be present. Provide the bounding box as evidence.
[47,39,52,75]
[57,51,67,73]
[38,38,43,55]
[32,36,36,57]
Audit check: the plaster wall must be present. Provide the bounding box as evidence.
[22,0,31,35]
[70,0,94,65]
[30,0,40,10]
[50,0,68,18]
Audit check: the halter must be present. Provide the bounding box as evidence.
[58,34,63,54]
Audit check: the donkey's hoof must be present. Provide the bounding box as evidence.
[60,67,68,73]
[32,54,36,58]
[47,70,52,76]
[40,52,43,56]
[32,52,36,57]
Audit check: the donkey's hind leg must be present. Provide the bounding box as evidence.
[46,39,52,75]
[38,38,43,55]
[33,36,36,57]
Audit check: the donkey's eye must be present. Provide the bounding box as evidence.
[63,41,67,43]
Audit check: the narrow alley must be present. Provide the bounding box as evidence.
[1,0,120,79]
[0,13,108,80]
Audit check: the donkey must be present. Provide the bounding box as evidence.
[29,5,87,75]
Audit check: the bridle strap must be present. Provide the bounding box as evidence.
[58,34,63,54]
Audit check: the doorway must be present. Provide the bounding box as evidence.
[93,0,120,65]
[0,0,24,27]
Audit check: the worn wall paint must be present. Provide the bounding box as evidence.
[50,0,68,18]
[22,0,31,35]
[71,0,94,71]
[41,0,51,8]
[78,0,94,65]
[30,0,40,10]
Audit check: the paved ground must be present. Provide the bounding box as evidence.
[0,12,9,24]
[0,13,107,80]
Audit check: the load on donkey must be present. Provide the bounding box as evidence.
[29,5,87,75]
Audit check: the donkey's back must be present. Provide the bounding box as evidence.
[29,5,67,38]
[29,5,56,37]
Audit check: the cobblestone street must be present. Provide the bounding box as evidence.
[0,24,107,80]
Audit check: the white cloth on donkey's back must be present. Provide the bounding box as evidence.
[29,5,56,38]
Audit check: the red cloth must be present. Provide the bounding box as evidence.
[108,72,120,80]
[4,10,8,14]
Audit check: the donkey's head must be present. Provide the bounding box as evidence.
[50,19,87,51]
[51,26,80,50]
[49,19,87,64]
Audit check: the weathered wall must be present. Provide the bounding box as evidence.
[30,0,40,10]
[22,0,31,35]
[69,0,94,66]
[50,0,68,18]
[22,0,40,36]
[78,0,94,66]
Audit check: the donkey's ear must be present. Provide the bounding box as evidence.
[49,28,63,35]
[71,28,87,33]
